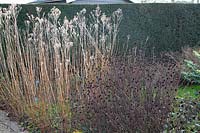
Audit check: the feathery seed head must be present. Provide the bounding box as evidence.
[101,13,107,24]
[50,6,61,21]
[36,7,42,14]
[80,8,86,15]
[95,6,101,17]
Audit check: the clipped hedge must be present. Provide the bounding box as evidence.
[1,4,200,54]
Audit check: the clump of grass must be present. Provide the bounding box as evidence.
[0,5,123,132]
[0,5,73,132]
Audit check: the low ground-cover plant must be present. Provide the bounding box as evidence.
[164,85,200,132]
[177,85,200,99]
[73,56,181,132]
[181,47,200,84]
[165,97,200,132]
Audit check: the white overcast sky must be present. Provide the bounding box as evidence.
[0,0,79,4]
[0,0,194,4]
[0,0,35,4]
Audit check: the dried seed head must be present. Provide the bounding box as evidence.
[80,8,86,15]
[66,59,70,64]
[50,6,61,21]
[63,17,69,26]
[90,56,95,60]
[25,20,30,26]
[36,7,42,14]
[36,17,44,24]
[54,42,61,48]
[66,42,73,49]
[114,8,123,17]
[95,6,101,17]
[94,23,98,29]
[2,8,7,12]
[73,16,78,22]
[101,13,107,24]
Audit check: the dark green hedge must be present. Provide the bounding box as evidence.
[1,4,200,54]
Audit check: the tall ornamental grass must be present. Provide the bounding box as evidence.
[0,5,122,132]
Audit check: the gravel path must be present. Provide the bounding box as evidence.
[0,110,28,133]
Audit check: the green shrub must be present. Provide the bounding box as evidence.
[182,48,200,84]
